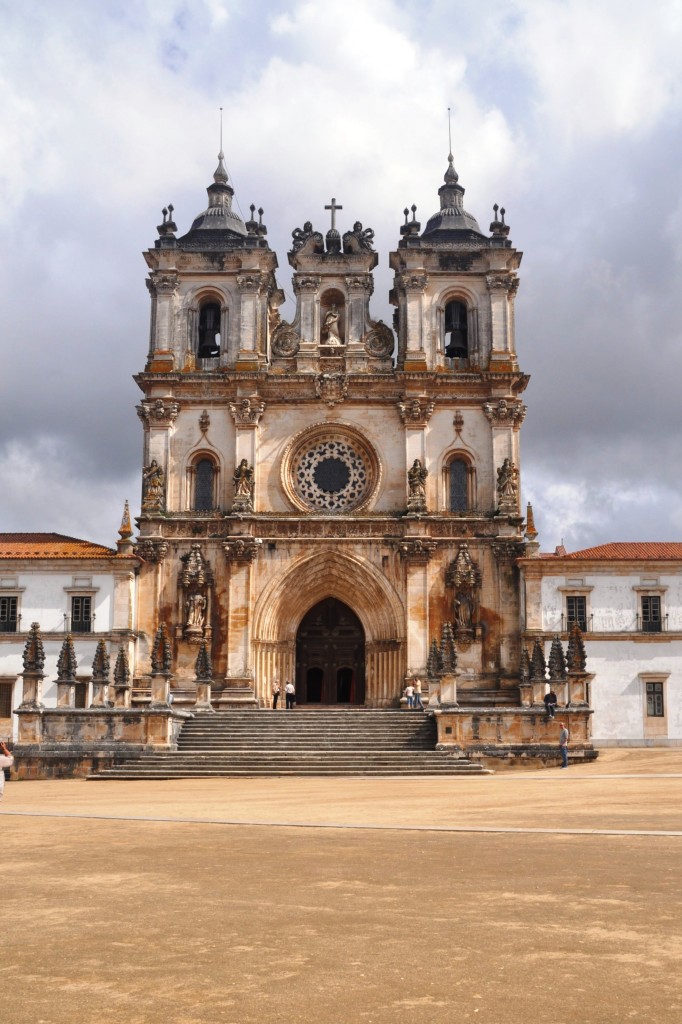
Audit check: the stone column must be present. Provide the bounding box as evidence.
[399,539,435,682]
[223,538,262,685]
[236,272,264,370]
[399,272,428,371]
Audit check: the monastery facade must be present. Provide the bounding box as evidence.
[135,150,529,710]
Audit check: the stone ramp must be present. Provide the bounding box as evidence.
[90,708,492,778]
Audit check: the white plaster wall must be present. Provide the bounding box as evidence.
[541,573,682,633]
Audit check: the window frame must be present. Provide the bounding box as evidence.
[442,451,476,514]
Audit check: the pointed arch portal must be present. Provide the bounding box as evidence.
[296,598,365,705]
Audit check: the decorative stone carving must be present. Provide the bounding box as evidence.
[566,622,587,673]
[363,319,394,358]
[519,646,531,683]
[496,457,519,514]
[271,320,300,357]
[530,639,547,682]
[137,399,180,426]
[56,634,78,707]
[194,639,215,712]
[398,272,428,291]
[199,410,210,434]
[229,397,266,426]
[134,538,169,563]
[223,537,262,562]
[151,622,172,675]
[237,272,265,291]
[291,222,324,255]
[90,639,111,707]
[483,399,526,428]
[148,272,179,296]
[293,274,321,293]
[398,538,436,562]
[407,459,428,514]
[345,275,373,292]
[548,635,567,681]
[398,397,435,426]
[445,544,481,633]
[23,621,45,674]
[486,273,518,292]
[342,221,375,253]
[315,373,348,407]
[141,460,166,512]
[180,545,213,644]
[453,411,464,436]
[232,459,255,513]
[282,424,380,515]
[113,644,131,707]
[491,539,526,563]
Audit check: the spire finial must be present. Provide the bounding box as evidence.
[214,108,228,185]
[219,106,223,153]
[448,106,452,160]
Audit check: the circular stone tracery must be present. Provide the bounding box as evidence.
[283,426,380,514]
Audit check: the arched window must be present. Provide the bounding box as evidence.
[197,302,221,358]
[449,459,468,512]
[444,300,468,359]
[194,459,215,511]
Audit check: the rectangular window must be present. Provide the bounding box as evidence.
[641,595,661,633]
[0,596,18,633]
[71,596,92,634]
[646,681,664,717]
[566,595,587,632]
[0,682,12,718]
[74,682,88,709]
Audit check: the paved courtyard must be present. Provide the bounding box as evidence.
[2,749,681,1024]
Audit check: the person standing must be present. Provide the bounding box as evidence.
[413,678,424,710]
[0,741,14,800]
[404,682,415,709]
[558,721,569,768]
[271,679,281,710]
[285,680,295,710]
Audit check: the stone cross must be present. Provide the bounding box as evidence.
[324,197,343,230]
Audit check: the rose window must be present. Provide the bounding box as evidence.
[283,426,379,514]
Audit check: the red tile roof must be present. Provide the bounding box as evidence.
[0,533,119,560]
[547,542,682,561]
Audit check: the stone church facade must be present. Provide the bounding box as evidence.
[135,150,530,711]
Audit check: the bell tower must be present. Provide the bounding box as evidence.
[389,153,528,690]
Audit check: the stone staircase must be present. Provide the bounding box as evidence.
[90,708,492,778]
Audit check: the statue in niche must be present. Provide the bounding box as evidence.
[496,457,519,513]
[233,459,255,512]
[407,459,428,513]
[179,544,213,643]
[142,460,165,511]
[322,305,343,346]
[186,593,206,630]
[446,544,481,635]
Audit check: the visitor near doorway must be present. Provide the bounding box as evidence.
[413,678,424,710]
[271,679,280,709]
[404,683,415,708]
[285,680,295,710]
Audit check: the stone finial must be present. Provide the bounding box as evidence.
[56,635,78,683]
[118,500,133,538]
[195,640,213,682]
[440,622,457,673]
[530,639,546,682]
[519,646,531,683]
[113,645,131,689]
[525,502,538,540]
[566,622,587,673]
[151,622,172,675]
[548,635,567,681]
[22,622,45,674]
[426,638,443,679]
[92,640,111,683]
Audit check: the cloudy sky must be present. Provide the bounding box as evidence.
[1,0,681,552]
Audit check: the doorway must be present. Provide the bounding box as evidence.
[296,598,365,705]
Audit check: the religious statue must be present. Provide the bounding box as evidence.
[406,458,428,513]
[290,221,324,255]
[179,544,213,643]
[233,459,255,512]
[496,457,519,513]
[322,305,343,346]
[343,221,375,253]
[142,460,165,511]
[186,593,206,630]
[446,544,482,637]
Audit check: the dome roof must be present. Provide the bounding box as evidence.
[178,152,248,246]
[421,155,485,240]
